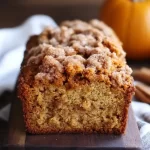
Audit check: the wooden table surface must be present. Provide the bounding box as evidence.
[0,91,13,148]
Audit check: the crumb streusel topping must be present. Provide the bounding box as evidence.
[24,19,133,89]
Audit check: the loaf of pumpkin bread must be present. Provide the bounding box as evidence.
[18,19,135,134]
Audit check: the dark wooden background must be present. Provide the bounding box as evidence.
[0,0,105,28]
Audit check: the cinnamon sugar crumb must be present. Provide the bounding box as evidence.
[25,19,133,88]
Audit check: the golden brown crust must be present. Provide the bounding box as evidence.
[121,86,135,134]
[18,19,135,134]
[18,70,134,134]
[20,19,133,90]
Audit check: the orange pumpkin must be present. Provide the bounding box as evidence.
[100,0,150,60]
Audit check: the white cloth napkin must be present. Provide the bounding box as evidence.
[0,15,57,95]
[0,15,149,150]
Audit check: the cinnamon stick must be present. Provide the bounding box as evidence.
[133,68,150,84]
[135,82,150,104]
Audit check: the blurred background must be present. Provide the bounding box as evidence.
[1,0,150,61]
[0,0,105,28]
[0,0,150,149]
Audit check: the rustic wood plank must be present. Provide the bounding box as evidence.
[5,94,142,150]
[7,94,26,148]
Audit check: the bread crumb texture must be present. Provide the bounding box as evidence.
[18,19,135,134]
